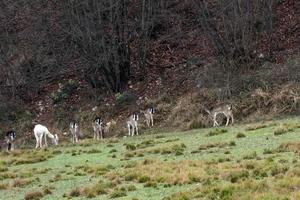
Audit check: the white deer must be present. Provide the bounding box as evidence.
[127,114,139,136]
[34,124,58,148]
[69,121,80,143]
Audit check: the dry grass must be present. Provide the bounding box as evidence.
[66,181,110,198]
[107,160,210,185]
[24,191,44,200]
[278,142,300,153]
[11,178,35,188]
[245,124,267,131]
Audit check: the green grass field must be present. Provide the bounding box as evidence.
[1,117,300,200]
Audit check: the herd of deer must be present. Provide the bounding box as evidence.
[3,104,234,151]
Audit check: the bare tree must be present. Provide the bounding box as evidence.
[61,0,131,92]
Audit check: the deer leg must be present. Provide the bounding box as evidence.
[128,124,131,136]
[135,124,139,136]
[44,134,48,147]
[225,116,230,126]
[39,135,43,148]
[151,116,153,126]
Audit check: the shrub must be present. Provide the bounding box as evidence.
[115,91,137,106]
[50,79,78,104]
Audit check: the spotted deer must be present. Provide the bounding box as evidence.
[205,104,234,127]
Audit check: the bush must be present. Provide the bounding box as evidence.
[115,91,137,105]
[50,79,78,104]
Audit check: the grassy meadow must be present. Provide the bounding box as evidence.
[1,117,300,200]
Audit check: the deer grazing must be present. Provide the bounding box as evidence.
[92,117,103,140]
[5,130,16,151]
[142,107,155,127]
[103,120,116,136]
[34,124,58,148]
[205,104,234,127]
[127,114,139,136]
[69,121,80,143]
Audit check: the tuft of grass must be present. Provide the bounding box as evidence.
[198,142,232,150]
[49,174,62,182]
[138,175,151,183]
[274,126,294,136]
[110,188,127,198]
[236,132,246,138]
[43,186,54,195]
[109,149,117,153]
[24,191,44,200]
[245,124,267,131]
[242,151,257,160]
[206,128,228,137]
[125,143,137,151]
[0,183,9,190]
[263,148,277,154]
[85,148,102,154]
[144,181,158,188]
[225,170,249,183]
[11,178,34,188]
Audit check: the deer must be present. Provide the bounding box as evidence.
[141,107,155,127]
[5,130,16,151]
[33,124,58,149]
[127,113,139,136]
[205,104,234,127]
[103,120,116,136]
[69,121,80,143]
[92,117,104,140]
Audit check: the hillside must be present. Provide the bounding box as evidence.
[1,118,300,199]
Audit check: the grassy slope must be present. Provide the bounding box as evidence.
[1,117,300,200]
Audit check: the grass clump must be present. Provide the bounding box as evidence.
[206,128,228,137]
[125,143,137,151]
[225,170,249,183]
[0,183,9,190]
[67,181,109,198]
[236,132,246,138]
[245,124,267,131]
[198,142,231,150]
[110,188,127,198]
[242,151,257,160]
[138,175,151,183]
[24,191,44,200]
[274,126,294,136]
[11,178,35,187]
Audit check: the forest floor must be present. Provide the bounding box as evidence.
[1,117,300,200]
